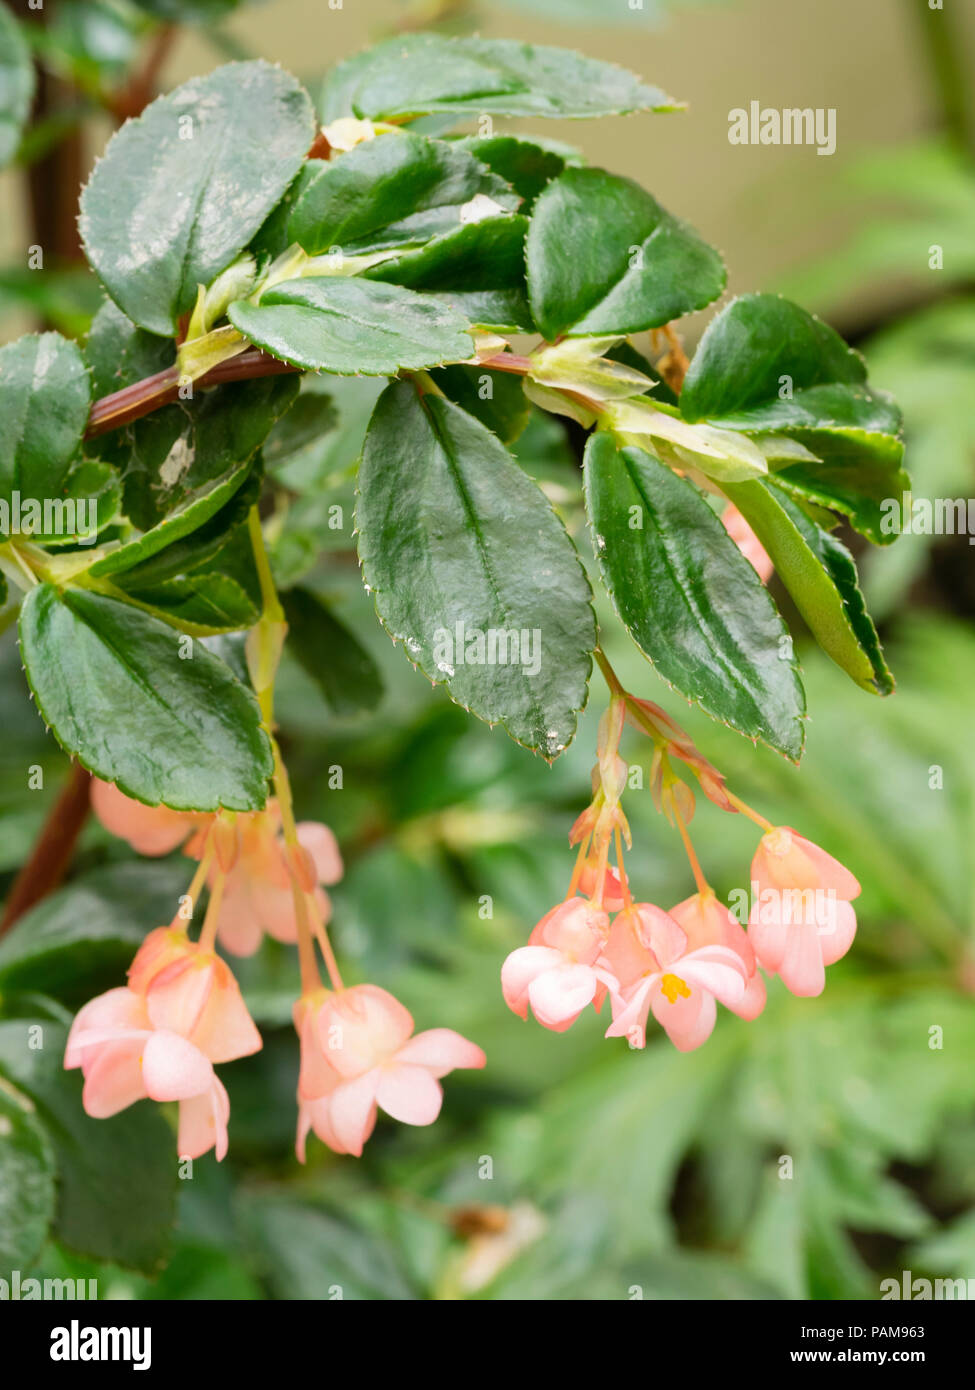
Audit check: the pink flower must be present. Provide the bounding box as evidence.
[721,503,773,583]
[604,903,748,1051]
[747,827,860,997]
[670,891,766,1020]
[64,988,231,1159]
[209,806,343,957]
[501,899,615,1032]
[91,779,207,856]
[577,862,627,911]
[294,985,485,1159]
[128,926,262,1063]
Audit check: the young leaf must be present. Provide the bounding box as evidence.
[321,35,679,123]
[281,586,383,715]
[0,1088,56,1273]
[19,584,273,810]
[80,62,316,335]
[526,168,725,339]
[357,382,595,758]
[0,333,91,508]
[0,1019,176,1274]
[0,5,35,169]
[680,294,907,542]
[288,131,518,256]
[227,277,473,374]
[721,477,893,695]
[584,433,806,760]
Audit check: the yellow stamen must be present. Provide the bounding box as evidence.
[660,973,691,1005]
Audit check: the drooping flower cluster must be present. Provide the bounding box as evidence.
[501,677,861,1052]
[66,780,483,1161]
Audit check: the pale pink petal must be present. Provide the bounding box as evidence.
[532,898,608,963]
[630,904,688,968]
[747,899,791,973]
[602,910,658,993]
[721,503,774,582]
[316,985,414,1077]
[177,1079,229,1160]
[297,821,343,885]
[91,779,196,856]
[376,1063,444,1125]
[213,866,266,957]
[679,946,748,1009]
[753,827,860,899]
[819,899,857,966]
[501,945,563,1019]
[328,1072,380,1156]
[65,987,150,1068]
[394,1028,485,1076]
[527,962,597,1028]
[189,970,262,1064]
[305,1095,350,1156]
[778,920,826,997]
[250,876,298,944]
[146,961,212,1038]
[80,1041,148,1117]
[141,1031,214,1102]
[729,969,767,1021]
[650,982,718,1051]
[671,892,756,975]
[295,1102,313,1163]
[605,976,654,1043]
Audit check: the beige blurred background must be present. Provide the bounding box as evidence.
[2,0,972,337]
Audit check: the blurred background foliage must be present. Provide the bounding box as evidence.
[0,0,974,1300]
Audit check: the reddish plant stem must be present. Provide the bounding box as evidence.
[106,24,178,123]
[0,765,92,935]
[84,349,300,439]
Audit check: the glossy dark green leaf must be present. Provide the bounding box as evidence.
[19,583,272,810]
[320,35,679,122]
[431,364,531,445]
[119,572,260,635]
[0,6,35,168]
[117,374,298,532]
[0,1088,56,1274]
[721,477,893,695]
[288,131,517,256]
[0,1019,176,1274]
[680,295,907,543]
[262,391,337,466]
[454,135,567,211]
[527,168,725,339]
[79,62,316,335]
[357,382,595,758]
[366,215,531,331]
[584,432,805,759]
[281,586,383,715]
[0,333,91,509]
[84,298,174,399]
[228,277,473,374]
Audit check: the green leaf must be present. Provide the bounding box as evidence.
[366,215,532,331]
[431,364,531,445]
[0,1020,176,1274]
[0,861,192,1005]
[526,168,725,339]
[0,333,91,509]
[680,294,907,543]
[320,35,679,123]
[228,277,473,374]
[288,131,518,256]
[19,583,272,810]
[84,298,173,400]
[454,135,566,211]
[79,62,316,335]
[357,382,595,758]
[117,374,298,533]
[261,391,337,466]
[584,432,805,759]
[0,6,35,168]
[721,477,894,695]
[119,571,260,635]
[0,1087,56,1274]
[281,586,383,715]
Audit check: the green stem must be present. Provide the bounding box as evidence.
[910,0,974,158]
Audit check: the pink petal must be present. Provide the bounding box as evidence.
[305,1095,351,1156]
[65,987,149,1068]
[394,1028,486,1076]
[752,826,860,899]
[297,821,343,885]
[747,899,791,973]
[80,1041,148,1117]
[778,920,826,997]
[90,779,195,856]
[527,962,597,1028]
[376,1063,444,1125]
[328,1072,380,1156]
[316,985,414,1078]
[146,961,212,1038]
[679,946,748,1008]
[729,970,767,1021]
[605,976,654,1044]
[500,945,562,1018]
[629,904,687,968]
[819,899,857,967]
[189,967,262,1064]
[650,983,718,1051]
[214,867,266,957]
[671,892,756,975]
[177,1079,229,1160]
[141,1030,215,1101]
